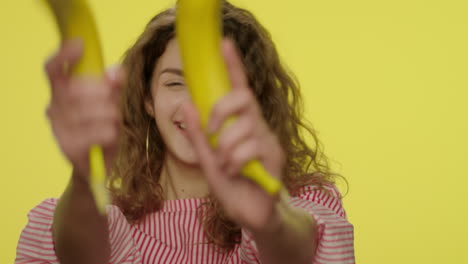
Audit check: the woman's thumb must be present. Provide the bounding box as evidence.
[105,65,126,89]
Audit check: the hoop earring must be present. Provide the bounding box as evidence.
[146,121,153,178]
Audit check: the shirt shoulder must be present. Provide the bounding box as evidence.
[16,198,142,264]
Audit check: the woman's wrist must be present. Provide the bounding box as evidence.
[71,167,90,187]
[249,191,317,264]
[249,190,286,238]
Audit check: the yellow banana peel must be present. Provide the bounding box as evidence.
[176,0,282,195]
[43,0,109,214]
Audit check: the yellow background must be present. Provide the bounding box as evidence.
[1,0,467,263]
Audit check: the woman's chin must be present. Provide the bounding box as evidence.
[179,155,199,167]
[170,149,200,167]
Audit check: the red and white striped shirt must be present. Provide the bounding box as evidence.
[15,185,354,263]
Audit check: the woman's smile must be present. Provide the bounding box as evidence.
[174,120,187,136]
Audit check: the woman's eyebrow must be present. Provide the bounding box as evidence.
[158,68,184,78]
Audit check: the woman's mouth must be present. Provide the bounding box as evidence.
[174,121,187,135]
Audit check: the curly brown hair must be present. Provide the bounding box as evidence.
[109,1,340,251]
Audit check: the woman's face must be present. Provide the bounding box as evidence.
[145,38,198,165]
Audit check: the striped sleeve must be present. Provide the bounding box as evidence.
[15,198,59,264]
[15,198,141,264]
[239,185,355,264]
[106,204,142,263]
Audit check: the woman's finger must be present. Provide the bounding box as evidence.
[105,64,126,102]
[216,114,255,167]
[182,102,229,190]
[222,38,249,91]
[208,89,253,133]
[45,38,84,93]
[224,138,259,177]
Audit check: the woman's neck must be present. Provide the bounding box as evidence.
[159,153,210,200]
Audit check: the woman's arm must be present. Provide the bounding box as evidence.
[52,170,110,264]
[44,39,124,264]
[242,187,355,264]
[182,39,318,263]
[250,197,317,264]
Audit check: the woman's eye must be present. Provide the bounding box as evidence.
[164,81,186,91]
[167,82,184,87]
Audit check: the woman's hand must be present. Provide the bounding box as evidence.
[45,39,125,181]
[182,39,286,233]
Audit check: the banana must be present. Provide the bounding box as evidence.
[43,0,109,214]
[176,0,282,195]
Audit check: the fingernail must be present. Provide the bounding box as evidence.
[106,65,120,82]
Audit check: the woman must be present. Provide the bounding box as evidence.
[16,2,354,263]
